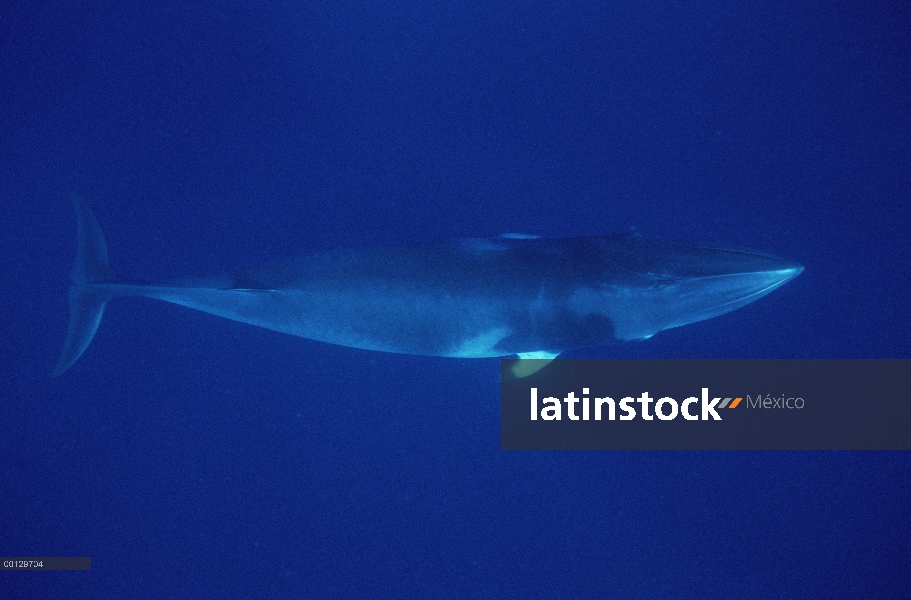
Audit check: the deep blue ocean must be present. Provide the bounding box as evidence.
[2,1,909,598]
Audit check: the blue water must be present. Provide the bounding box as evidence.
[2,1,909,597]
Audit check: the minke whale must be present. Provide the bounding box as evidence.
[54,197,803,377]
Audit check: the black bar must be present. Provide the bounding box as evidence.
[1,557,91,570]
[501,359,911,450]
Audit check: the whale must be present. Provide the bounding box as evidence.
[54,197,803,377]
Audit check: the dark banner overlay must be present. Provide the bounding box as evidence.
[501,360,911,450]
[1,557,91,570]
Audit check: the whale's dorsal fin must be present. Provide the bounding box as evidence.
[499,233,541,240]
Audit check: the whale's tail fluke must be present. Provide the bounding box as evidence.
[53,197,118,376]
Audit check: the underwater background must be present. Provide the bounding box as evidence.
[1,1,909,597]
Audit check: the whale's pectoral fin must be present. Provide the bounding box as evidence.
[53,196,117,377]
[510,352,559,378]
